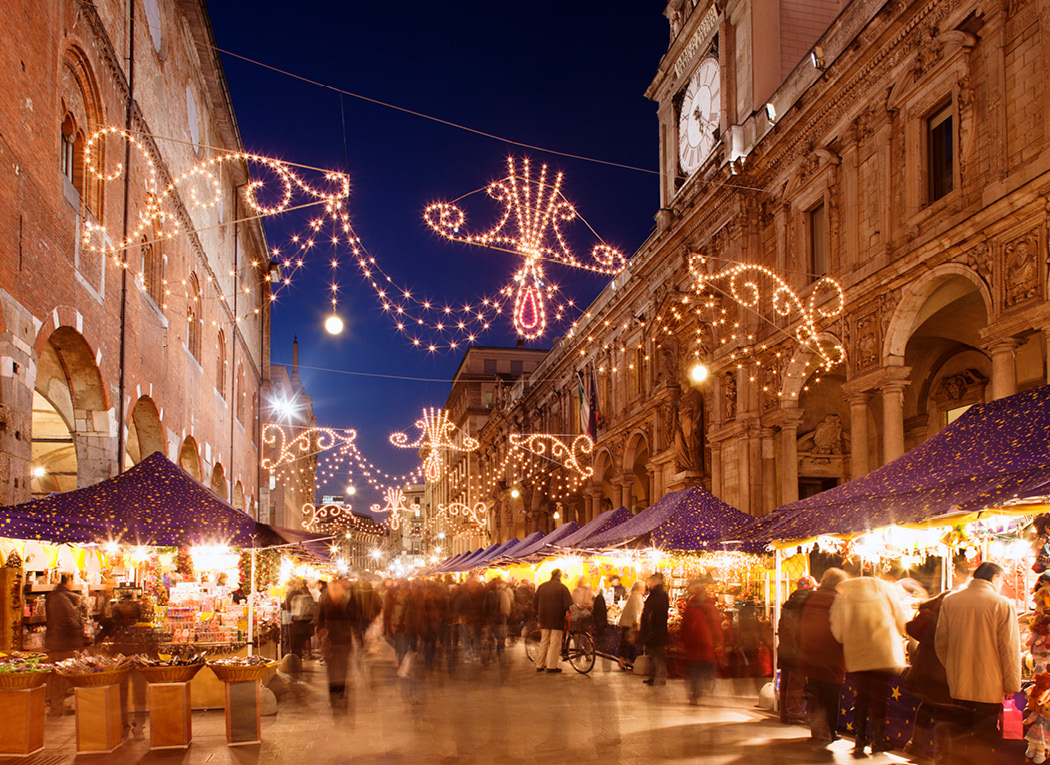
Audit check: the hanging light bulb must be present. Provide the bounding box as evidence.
[325,314,344,335]
[690,362,709,383]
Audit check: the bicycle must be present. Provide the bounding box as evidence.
[524,618,596,674]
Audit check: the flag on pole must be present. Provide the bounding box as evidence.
[577,371,591,437]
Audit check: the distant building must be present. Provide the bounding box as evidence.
[428,346,547,554]
[263,339,315,529]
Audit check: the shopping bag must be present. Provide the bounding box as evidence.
[397,650,416,679]
[633,652,653,676]
[1001,697,1023,740]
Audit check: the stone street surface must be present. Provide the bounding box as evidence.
[15,644,918,765]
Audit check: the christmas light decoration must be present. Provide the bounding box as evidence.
[260,424,356,472]
[369,487,413,530]
[437,502,488,528]
[389,408,479,482]
[507,434,594,480]
[424,157,626,339]
[301,502,385,537]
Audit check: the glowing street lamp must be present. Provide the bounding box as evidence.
[325,314,344,335]
[690,362,709,383]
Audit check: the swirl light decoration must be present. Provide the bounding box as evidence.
[424,157,627,339]
[301,502,382,537]
[389,408,480,483]
[370,487,413,531]
[437,502,488,528]
[80,127,349,267]
[260,424,357,472]
[507,434,594,480]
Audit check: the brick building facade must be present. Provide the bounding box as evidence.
[0,1,273,512]
[469,0,1050,542]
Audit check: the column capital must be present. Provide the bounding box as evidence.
[763,407,805,432]
[981,336,1024,355]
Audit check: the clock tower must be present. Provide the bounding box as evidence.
[647,0,844,211]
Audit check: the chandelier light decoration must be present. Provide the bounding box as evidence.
[369,487,414,531]
[389,408,480,483]
[424,157,627,340]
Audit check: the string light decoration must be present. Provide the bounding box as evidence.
[260,424,356,472]
[424,157,626,339]
[389,408,480,482]
[301,503,385,538]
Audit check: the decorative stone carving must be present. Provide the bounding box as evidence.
[961,241,993,289]
[854,311,880,370]
[722,372,736,420]
[934,369,988,405]
[811,415,844,454]
[673,390,702,473]
[1003,230,1040,308]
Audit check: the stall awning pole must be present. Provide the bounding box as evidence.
[772,548,782,689]
[248,547,257,657]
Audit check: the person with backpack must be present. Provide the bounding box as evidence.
[285,578,316,660]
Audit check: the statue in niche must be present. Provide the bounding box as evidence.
[492,378,506,411]
[722,373,737,420]
[811,415,843,454]
[673,393,703,473]
[659,346,678,385]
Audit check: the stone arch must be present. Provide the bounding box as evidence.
[232,481,245,510]
[883,264,993,360]
[32,324,114,494]
[125,396,164,467]
[593,448,616,510]
[178,436,201,481]
[779,332,845,403]
[622,430,651,512]
[210,462,227,500]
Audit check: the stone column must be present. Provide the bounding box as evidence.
[777,410,804,506]
[760,427,776,514]
[583,493,594,524]
[986,338,1021,400]
[846,392,872,479]
[880,372,911,464]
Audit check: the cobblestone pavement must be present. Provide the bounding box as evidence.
[11,644,920,765]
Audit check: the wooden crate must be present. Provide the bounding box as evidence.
[0,685,45,757]
[74,683,123,754]
[147,681,192,750]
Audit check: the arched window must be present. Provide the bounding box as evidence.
[60,49,103,218]
[142,221,164,305]
[187,273,202,361]
[216,329,227,395]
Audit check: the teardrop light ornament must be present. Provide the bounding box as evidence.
[512,261,546,339]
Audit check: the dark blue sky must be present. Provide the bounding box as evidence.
[207,2,669,508]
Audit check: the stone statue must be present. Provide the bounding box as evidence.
[674,398,701,473]
[811,414,843,454]
[723,373,737,420]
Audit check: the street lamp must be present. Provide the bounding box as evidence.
[690,362,709,383]
[325,314,344,335]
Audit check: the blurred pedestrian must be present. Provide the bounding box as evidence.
[533,569,573,673]
[316,576,357,712]
[935,561,1021,763]
[285,578,316,661]
[639,573,669,686]
[830,562,908,756]
[609,575,627,604]
[798,568,847,745]
[45,573,83,716]
[617,581,645,671]
[680,582,722,705]
[777,575,817,723]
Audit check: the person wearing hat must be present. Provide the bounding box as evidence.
[532,569,573,673]
[777,575,817,724]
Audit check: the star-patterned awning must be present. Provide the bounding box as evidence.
[497,521,580,563]
[583,486,757,551]
[757,384,1050,543]
[556,506,632,549]
[0,452,325,549]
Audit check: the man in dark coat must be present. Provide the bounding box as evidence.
[639,573,670,686]
[532,569,572,673]
[777,575,817,723]
[45,573,84,716]
[798,568,847,745]
[315,577,357,712]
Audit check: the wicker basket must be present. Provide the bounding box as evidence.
[206,663,271,683]
[57,668,130,688]
[0,671,50,690]
[136,664,203,684]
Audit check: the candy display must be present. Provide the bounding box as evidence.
[55,651,133,674]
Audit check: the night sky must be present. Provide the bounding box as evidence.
[206,2,669,510]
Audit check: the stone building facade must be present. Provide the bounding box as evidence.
[0,1,272,512]
[473,0,1050,540]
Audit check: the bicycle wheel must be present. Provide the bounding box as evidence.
[567,631,595,674]
[524,629,542,665]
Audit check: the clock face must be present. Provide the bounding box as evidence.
[678,57,721,176]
